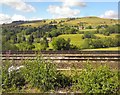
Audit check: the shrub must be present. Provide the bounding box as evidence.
[52,37,70,50]
[83,32,96,39]
[2,55,72,92]
[22,55,58,91]
[54,72,72,89]
[86,25,93,29]
[72,64,119,93]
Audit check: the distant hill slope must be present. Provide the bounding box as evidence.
[18,16,118,27]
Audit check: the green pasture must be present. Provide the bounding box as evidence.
[19,17,118,27]
[49,33,119,50]
[57,34,84,48]
[84,47,120,51]
[63,17,118,26]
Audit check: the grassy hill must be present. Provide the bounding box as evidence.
[2,16,120,51]
[19,16,118,27]
[64,17,117,26]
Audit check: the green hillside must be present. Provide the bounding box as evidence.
[2,16,120,51]
[57,34,84,48]
[19,16,118,27]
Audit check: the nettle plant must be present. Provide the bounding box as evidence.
[22,55,59,91]
[2,55,72,92]
[72,63,119,93]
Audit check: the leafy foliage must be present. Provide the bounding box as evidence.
[52,37,70,50]
[2,59,119,93]
[82,37,119,49]
[82,31,96,39]
[22,56,58,91]
[17,42,35,51]
[22,55,72,91]
[2,41,19,51]
[72,64,119,93]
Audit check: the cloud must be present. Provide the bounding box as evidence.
[0,13,26,24]
[100,10,118,19]
[61,0,86,7]
[47,0,85,18]
[0,13,43,24]
[47,5,80,18]
[12,14,26,21]
[28,17,43,21]
[0,0,35,12]
[0,13,11,24]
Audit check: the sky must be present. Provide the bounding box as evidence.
[0,0,119,24]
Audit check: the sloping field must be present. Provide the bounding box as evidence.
[57,34,84,48]
[19,16,118,27]
[64,17,118,26]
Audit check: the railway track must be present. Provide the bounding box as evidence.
[2,50,120,54]
[2,50,120,62]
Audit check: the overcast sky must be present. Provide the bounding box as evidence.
[0,0,118,24]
